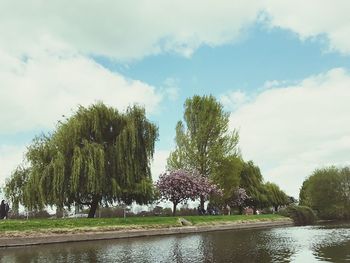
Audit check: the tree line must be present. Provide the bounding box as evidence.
[4,96,291,218]
[163,95,290,215]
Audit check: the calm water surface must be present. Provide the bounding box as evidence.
[0,222,349,263]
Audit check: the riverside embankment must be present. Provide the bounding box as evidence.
[0,214,292,247]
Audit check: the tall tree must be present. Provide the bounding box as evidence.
[167,95,239,209]
[239,161,268,214]
[211,156,243,207]
[5,103,158,218]
[265,182,289,212]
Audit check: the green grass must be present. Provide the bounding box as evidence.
[184,214,284,225]
[0,214,286,234]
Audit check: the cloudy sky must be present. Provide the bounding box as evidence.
[1,1,350,198]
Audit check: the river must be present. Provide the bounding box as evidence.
[0,222,349,262]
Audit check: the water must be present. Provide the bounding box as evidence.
[0,222,349,263]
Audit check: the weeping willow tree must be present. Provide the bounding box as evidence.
[5,103,158,218]
[265,182,289,212]
[239,161,268,214]
[4,166,32,214]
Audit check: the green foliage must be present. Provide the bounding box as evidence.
[4,166,31,213]
[239,161,268,212]
[299,166,350,220]
[5,103,158,218]
[212,156,243,205]
[265,182,289,211]
[167,95,239,177]
[280,205,316,226]
[167,95,239,209]
[299,179,312,207]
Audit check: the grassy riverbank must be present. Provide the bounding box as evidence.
[0,214,286,236]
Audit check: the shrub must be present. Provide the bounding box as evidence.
[279,205,316,226]
[99,207,124,218]
[151,206,173,216]
[299,166,350,220]
[178,207,198,216]
[11,210,52,219]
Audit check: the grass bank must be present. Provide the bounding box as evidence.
[0,214,286,236]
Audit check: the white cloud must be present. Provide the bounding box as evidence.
[262,80,289,90]
[0,40,162,133]
[0,0,261,60]
[0,1,263,134]
[220,90,249,111]
[0,145,26,187]
[151,150,170,182]
[2,1,350,60]
[1,1,350,61]
[162,78,180,101]
[230,68,350,197]
[264,0,350,54]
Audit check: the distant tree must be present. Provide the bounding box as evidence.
[156,170,221,216]
[167,95,239,210]
[299,166,350,219]
[212,156,243,207]
[5,103,158,218]
[265,182,289,212]
[299,179,312,207]
[4,166,29,214]
[239,161,268,214]
[288,196,297,205]
[340,167,350,213]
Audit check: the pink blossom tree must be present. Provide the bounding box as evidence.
[156,170,222,216]
[229,188,249,214]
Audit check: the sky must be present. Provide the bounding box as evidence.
[1,1,350,198]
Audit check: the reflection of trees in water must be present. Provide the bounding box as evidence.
[0,230,295,263]
[199,234,214,262]
[3,224,350,263]
[169,234,207,263]
[0,244,94,263]
[313,240,350,262]
[0,250,36,263]
[255,230,295,263]
[198,229,294,263]
[171,238,184,263]
[310,223,350,262]
[0,240,118,263]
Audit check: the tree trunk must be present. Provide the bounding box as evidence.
[238,205,243,215]
[172,203,177,216]
[88,198,99,218]
[253,207,257,215]
[274,206,278,213]
[200,196,205,212]
[56,207,63,218]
